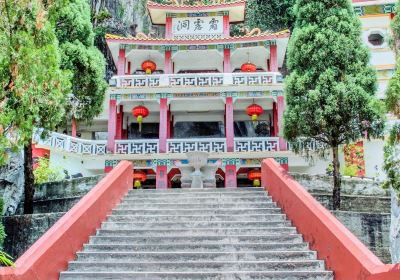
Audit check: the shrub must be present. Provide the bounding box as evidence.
[33,157,64,184]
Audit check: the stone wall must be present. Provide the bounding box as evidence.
[15,175,104,214]
[2,213,65,259]
[334,211,391,263]
[291,173,388,196]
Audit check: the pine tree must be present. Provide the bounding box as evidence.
[49,0,107,126]
[284,0,384,210]
[0,0,71,213]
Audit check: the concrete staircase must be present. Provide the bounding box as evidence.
[59,188,334,280]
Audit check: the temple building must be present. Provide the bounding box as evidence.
[34,0,398,188]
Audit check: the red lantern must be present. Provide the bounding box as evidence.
[133,170,147,188]
[132,105,149,132]
[248,169,262,187]
[246,104,264,122]
[141,60,157,74]
[241,62,257,72]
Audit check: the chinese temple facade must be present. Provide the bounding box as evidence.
[35,0,398,187]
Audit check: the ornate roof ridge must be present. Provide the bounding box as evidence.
[147,0,246,8]
[105,29,289,42]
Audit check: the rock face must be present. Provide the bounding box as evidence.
[0,151,24,216]
[90,0,165,77]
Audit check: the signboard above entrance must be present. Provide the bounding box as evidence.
[172,15,224,40]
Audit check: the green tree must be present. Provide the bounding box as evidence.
[245,0,295,32]
[49,0,107,126]
[283,0,384,210]
[0,0,71,213]
[383,1,400,196]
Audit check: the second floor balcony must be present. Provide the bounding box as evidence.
[109,72,284,94]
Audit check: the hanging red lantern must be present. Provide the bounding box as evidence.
[248,169,262,187]
[246,104,264,122]
[132,105,149,132]
[241,62,257,72]
[141,60,157,74]
[133,170,147,188]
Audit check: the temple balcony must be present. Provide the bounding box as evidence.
[108,72,284,95]
[34,132,283,156]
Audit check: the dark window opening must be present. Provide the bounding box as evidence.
[368,33,384,46]
[234,121,272,137]
[128,123,159,139]
[173,122,225,138]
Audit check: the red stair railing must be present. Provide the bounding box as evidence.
[262,158,400,280]
[0,161,133,280]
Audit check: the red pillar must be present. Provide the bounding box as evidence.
[159,98,168,153]
[225,97,235,153]
[116,105,123,140]
[223,49,231,73]
[117,49,126,76]
[71,117,77,137]
[156,165,168,189]
[165,50,173,74]
[107,100,117,153]
[166,17,173,39]
[167,109,171,139]
[223,14,230,37]
[277,96,287,151]
[272,102,278,137]
[225,165,237,189]
[269,45,278,72]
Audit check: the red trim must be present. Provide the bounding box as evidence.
[147,0,246,13]
[225,97,234,152]
[262,159,400,280]
[107,100,117,153]
[0,161,133,280]
[127,61,131,75]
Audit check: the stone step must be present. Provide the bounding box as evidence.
[101,220,292,229]
[89,234,304,245]
[103,214,287,223]
[129,188,265,193]
[125,191,268,198]
[83,242,310,253]
[110,207,281,216]
[76,251,317,262]
[67,260,326,272]
[115,202,276,210]
[120,196,271,204]
[96,227,298,236]
[60,271,334,280]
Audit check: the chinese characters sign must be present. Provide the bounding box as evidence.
[172,16,224,39]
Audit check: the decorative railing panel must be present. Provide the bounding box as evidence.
[234,137,280,152]
[167,138,227,153]
[115,140,159,155]
[112,72,282,88]
[34,132,107,155]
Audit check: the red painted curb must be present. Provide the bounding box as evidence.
[262,158,400,280]
[0,161,133,280]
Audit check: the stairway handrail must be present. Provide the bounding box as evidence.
[0,161,133,280]
[262,158,400,280]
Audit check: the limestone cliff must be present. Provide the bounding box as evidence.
[89,0,165,76]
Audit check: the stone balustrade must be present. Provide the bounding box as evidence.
[110,72,283,88]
